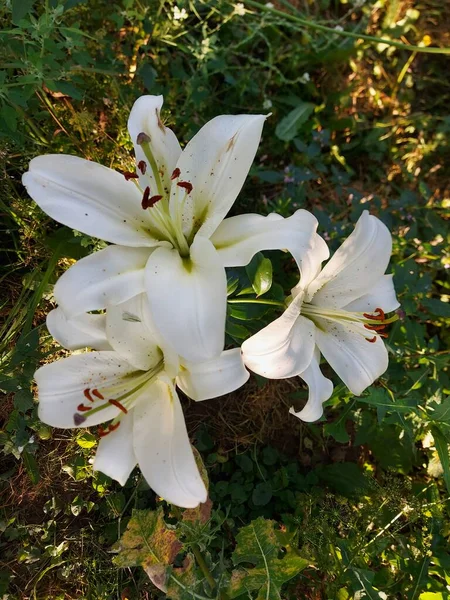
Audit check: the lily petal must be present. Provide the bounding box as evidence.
[242,300,316,379]
[132,377,207,508]
[343,274,400,313]
[35,352,136,428]
[145,236,227,362]
[55,245,152,316]
[128,95,181,195]
[169,114,266,240]
[46,308,111,351]
[93,412,137,485]
[289,350,333,422]
[314,319,388,396]
[106,295,162,371]
[22,155,159,247]
[293,232,330,297]
[210,210,325,272]
[308,211,393,308]
[177,348,249,401]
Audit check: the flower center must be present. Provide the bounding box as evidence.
[73,359,164,436]
[301,304,398,343]
[123,133,193,257]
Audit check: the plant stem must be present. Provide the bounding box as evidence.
[192,544,216,591]
[227,298,285,307]
[243,0,450,54]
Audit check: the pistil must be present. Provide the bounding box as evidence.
[72,360,164,434]
[136,132,166,198]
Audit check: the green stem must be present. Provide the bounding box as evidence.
[192,544,216,591]
[243,0,450,54]
[227,298,285,307]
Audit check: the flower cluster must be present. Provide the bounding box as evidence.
[23,95,399,508]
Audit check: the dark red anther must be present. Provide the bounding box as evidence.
[92,389,104,400]
[365,336,377,343]
[138,160,147,174]
[141,186,151,209]
[109,399,128,414]
[142,194,162,209]
[177,181,193,194]
[363,307,385,321]
[98,425,108,437]
[171,167,181,180]
[98,422,121,437]
[77,403,92,412]
[149,195,163,207]
[364,324,386,332]
[84,389,94,403]
[123,171,139,181]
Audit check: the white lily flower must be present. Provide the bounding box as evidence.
[242,211,400,422]
[22,95,320,362]
[36,295,250,508]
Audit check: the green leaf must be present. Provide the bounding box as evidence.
[252,482,273,506]
[357,387,419,421]
[275,102,315,141]
[229,517,309,599]
[316,463,369,497]
[76,432,97,449]
[12,0,36,24]
[245,253,273,296]
[421,298,450,318]
[226,320,251,339]
[13,389,34,412]
[23,451,40,485]
[428,397,450,424]
[113,507,181,569]
[2,105,18,132]
[323,400,354,443]
[431,426,450,494]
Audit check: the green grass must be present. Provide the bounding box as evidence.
[0,0,449,598]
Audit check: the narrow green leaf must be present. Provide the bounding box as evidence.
[23,451,40,485]
[431,426,450,494]
[275,102,315,141]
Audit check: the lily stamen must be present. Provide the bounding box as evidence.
[363,307,385,321]
[123,171,139,181]
[366,336,377,343]
[98,422,121,437]
[141,186,151,209]
[171,167,180,180]
[108,399,128,414]
[136,132,165,197]
[177,181,193,194]
[77,403,92,412]
[84,389,94,402]
[138,160,147,174]
[364,324,386,331]
[92,389,104,400]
